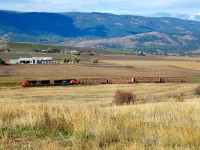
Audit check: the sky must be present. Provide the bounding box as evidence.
[0,0,200,21]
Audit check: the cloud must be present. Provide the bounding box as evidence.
[0,0,200,21]
[189,12,200,21]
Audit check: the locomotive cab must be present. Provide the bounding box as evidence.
[70,79,79,85]
[22,81,30,87]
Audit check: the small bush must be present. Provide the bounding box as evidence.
[92,58,98,63]
[113,90,136,105]
[175,95,184,102]
[195,85,200,95]
[62,57,69,63]
[72,56,80,63]
[0,58,4,65]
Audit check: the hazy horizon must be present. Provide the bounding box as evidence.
[0,0,199,21]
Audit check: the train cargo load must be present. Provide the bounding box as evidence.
[108,77,134,84]
[79,78,107,85]
[160,77,187,83]
[135,77,160,83]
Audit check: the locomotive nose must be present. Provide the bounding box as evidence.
[22,81,30,87]
[70,79,79,85]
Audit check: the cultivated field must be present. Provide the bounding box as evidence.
[0,55,200,80]
[101,55,200,71]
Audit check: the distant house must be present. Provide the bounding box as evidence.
[70,50,79,55]
[42,50,48,53]
[134,51,146,56]
[34,49,49,53]
[70,50,77,53]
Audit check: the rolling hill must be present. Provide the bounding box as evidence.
[0,10,200,52]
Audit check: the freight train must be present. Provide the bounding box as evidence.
[22,77,187,87]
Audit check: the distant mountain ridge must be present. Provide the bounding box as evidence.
[0,10,200,52]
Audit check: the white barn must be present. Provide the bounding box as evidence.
[18,58,34,64]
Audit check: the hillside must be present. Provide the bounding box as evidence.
[0,11,200,52]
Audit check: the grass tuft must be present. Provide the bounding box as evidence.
[195,85,200,95]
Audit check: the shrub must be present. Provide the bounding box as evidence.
[48,48,60,53]
[195,85,200,95]
[175,95,184,102]
[0,58,4,65]
[62,57,69,63]
[72,56,80,63]
[92,58,99,63]
[113,90,136,105]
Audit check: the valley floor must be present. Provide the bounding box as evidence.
[1,55,200,149]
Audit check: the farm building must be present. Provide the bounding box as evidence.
[32,57,52,64]
[18,58,34,64]
[10,59,20,64]
[10,57,53,64]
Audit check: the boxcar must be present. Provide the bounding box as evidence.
[79,78,107,85]
[160,77,187,83]
[108,77,134,84]
[134,77,160,83]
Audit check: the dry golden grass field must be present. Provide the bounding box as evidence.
[0,83,200,149]
[1,55,200,149]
